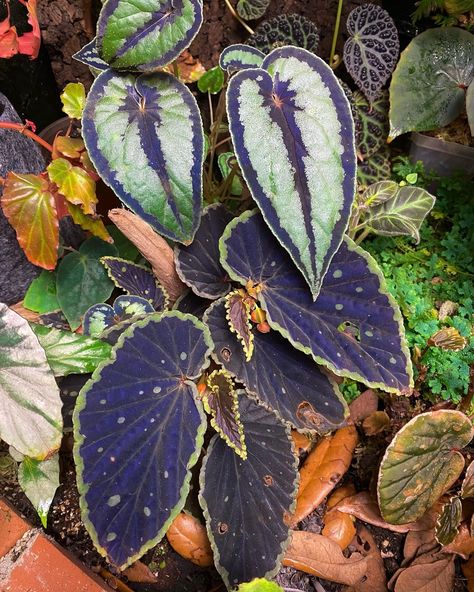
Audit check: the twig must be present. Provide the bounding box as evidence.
[0,121,53,152]
[224,0,255,35]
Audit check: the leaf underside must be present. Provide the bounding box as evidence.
[225,290,254,361]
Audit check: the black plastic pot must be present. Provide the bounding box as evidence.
[410,132,474,178]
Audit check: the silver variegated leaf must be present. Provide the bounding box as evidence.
[219,44,265,73]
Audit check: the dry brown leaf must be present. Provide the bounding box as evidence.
[462,555,474,592]
[166,512,213,567]
[362,411,390,436]
[9,301,40,323]
[393,555,455,592]
[283,530,368,586]
[123,560,158,583]
[443,522,474,559]
[289,426,358,526]
[462,460,474,499]
[162,49,206,83]
[349,389,379,424]
[403,529,437,564]
[291,430,313,455]
[351,525,387,592]
[323,484,357,550]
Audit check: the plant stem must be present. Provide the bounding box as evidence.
[0,121,53,152]
[355,227,371,244]
[224,0,255,35]
[329,0,344,69]
[213,136,231,150]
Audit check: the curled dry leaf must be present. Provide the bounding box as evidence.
[283,530,368,586]
[323,484,357,550]
[462,460,474,499]
[291,430,313,455]
[435,496,462,546]
[289,426,359,526]
[349,389,379,424]
[166,512,213,567]
[393,554,455,592]
[123,561,158,583]
[443,522,474,559]
[462,554,474,592]
[362,411,390,436]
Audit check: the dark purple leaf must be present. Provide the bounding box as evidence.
[199,395,298,588]
[72,38,109,71]
[101,257,168,310]
[205,298,347,433]
[173,289,210,319]
[225,289,254,361]
[74,312,213,568]
[38,310,70,331]
[220,210,413,393]
[83,296,154,338]
[175,204,233,299]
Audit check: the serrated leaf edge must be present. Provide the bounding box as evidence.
[435,495,462,546]
[225,289,254,362]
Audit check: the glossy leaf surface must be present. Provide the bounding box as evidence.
[227,46,356,298]
[23,271,59,314]
[101,257,168,310]
[220,211,412,392]
[219,44,265,73]
[199,395,298,588]
[60,82,86,119]
[1,172,58,270]
[0,304,62,459]
[96,0,203,72]
[344,4,399,104]
[389,28,474,139]
[378,410,474,524]
[175,204,233,299]
[83,70,204,243]
[205,298,347,433]
[74,312,213,568]
[166,512,213,567]
[73,38,109,71]
[18,455,60,527]
[47,158,97,215]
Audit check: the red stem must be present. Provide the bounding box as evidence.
[0,122,53,153]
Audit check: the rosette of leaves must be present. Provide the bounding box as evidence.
[237,0,270,21]
[343,4,399,104]
[247,14,319,55]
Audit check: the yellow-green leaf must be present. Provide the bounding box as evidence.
[60,82,86,119]
[47,158,97,215]
[67,202,112,243]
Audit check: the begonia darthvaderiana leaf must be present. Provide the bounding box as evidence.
[73,38,109,72]
[83,295,154,338]
[82,70,204,244]
[0,304,62,460]
[343,4,399,104]
[101,257,169,310]
[204,298,348,433]
[199,395,298,588]
[203,369,246,458]
[1,172,58,270]
[225,290,254,361]
[175,204,233,299]
[173,290,210,319]
[389,28,474,140]
[220,210,412,393]
[73,312,213,569]
[47,157,97,215]
[219,44,265,73]
[435,496,462,546]
[18,454,60,527]
[227,46,356,299]
[96,0,203,72]
[378,410,474,524]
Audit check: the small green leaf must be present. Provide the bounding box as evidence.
[378,410,474,524]
[31,324,112,377]
[237,579,284,592]
[56,237,117,330]
[198,66,224,94]
[60,82,86,119]
[24,271,59,314]
[47,158,97,216]
[218,152,243,196]
[406,173,418,185]
[236,0,270,20]
[435,496,462,546]
[18,455,60,527]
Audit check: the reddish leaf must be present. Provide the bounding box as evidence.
[291,431,313,455]
[53,136,85,160]
[166,512,213,567]
[123,561,157,583]
[1,173,58,269]
[17,0,40,59]
[350,525,387,592]
[462,555,474,592]
[323,484,357,550]
[0,26,18,58]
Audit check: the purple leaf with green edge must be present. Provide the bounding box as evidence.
[227,46,356,299]
[83,295,154,338]
[377,410,474,525]
[225,289,254,362]
[204,298,348,434]
[199,395,298,588]
[175,204,233,300]
[353,90,389,160]
[219,210,413,393]
[357,145,391,188]
[82,70,204,244]
[204,369,246,459]
[73,38,109,72]
[197,66,225,94]
[343,4,399,105]
[59,374,90,434]
[83,304,115,338]
[435,496,462,546]
[18,455,59,528]
[101,257,169,311]
[389,28,474,140]
[219,44,265,74]
[173,289,210,319]
[23,270,59,314]
[73,312,213,569]
[96,0,203,72]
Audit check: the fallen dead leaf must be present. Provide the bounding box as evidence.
[289,426,358,526]
[443,521,474,559]
[291,430,313,455]
[162,49,206,82]
[349,389,379,424]
[123,560,158,583]
[350,525,387,592]
[393,554,455,592]
[462,554,474,592]
[462,460,474,499]
[403,529,437,564]
[166,512,213,567]
[362,411,390,436]
[323,484,357,550]
[283,530,368,586]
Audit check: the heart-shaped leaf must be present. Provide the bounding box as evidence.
[175,204,233,299]
[344,4,399,104]
[56,237,117,330]
[353,90,389,159]
[73,37,109,71]
[82,70,204,244]
[360,180,399,207]
[205,298,348,433]
[203,370,246,458]
[101,257,169,310]
[1,172,58,270]
[60,82,86,119]
[227,46,356,299]
[0,304,62,459]
[378,410,474,524]
[220,210,412,393]
[96,0,203,72]
[247,14,319,55]
[83,295,154,338]
[365,184,436,243]
[31,324,112,377]
[197,66,225,94]
[24,271,59,314]
[219,44,265,73]
[47,158,97,215]
[74,312,213,568]
[199,395,298,588]
[435,496,462,546]
[389,27,474,139]
[18,455,60,527]
[237,0,270,20]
